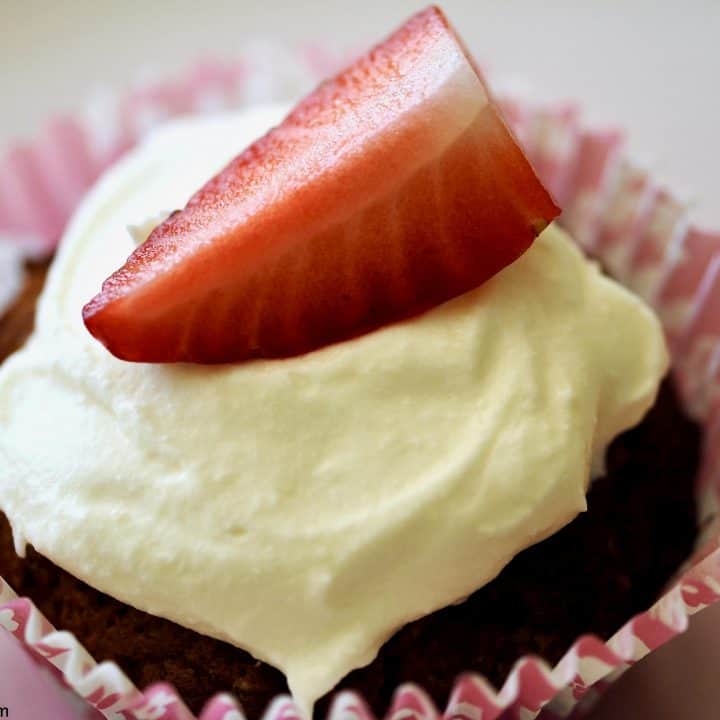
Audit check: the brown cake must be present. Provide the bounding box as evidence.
[0,260,701,719]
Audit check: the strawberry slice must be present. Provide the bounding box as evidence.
[83,6,559,363]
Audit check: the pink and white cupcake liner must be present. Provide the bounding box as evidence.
[1,49,720,720]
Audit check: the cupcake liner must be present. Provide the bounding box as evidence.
[557,129,625,254]
[0,242,25,318]
[593,162,657,284]
[625,190,688,304]
[1,49,720,720]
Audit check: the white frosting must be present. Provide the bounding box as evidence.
[0,105,668,713]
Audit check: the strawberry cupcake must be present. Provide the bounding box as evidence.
[0,6,709,720]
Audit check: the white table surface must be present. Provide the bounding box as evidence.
[1,1,720,718]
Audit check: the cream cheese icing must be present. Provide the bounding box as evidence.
[0,104,668,712]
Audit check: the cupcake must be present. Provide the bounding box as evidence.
[0,6,711,720]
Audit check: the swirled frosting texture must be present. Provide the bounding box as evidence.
[0,106,667,711]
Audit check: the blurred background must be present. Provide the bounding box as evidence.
[1,1,720,718]
[2,0,719,225]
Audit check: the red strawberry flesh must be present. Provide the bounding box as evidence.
[83,6,559,363]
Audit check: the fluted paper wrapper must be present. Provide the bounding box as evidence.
[1,47,720,720]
